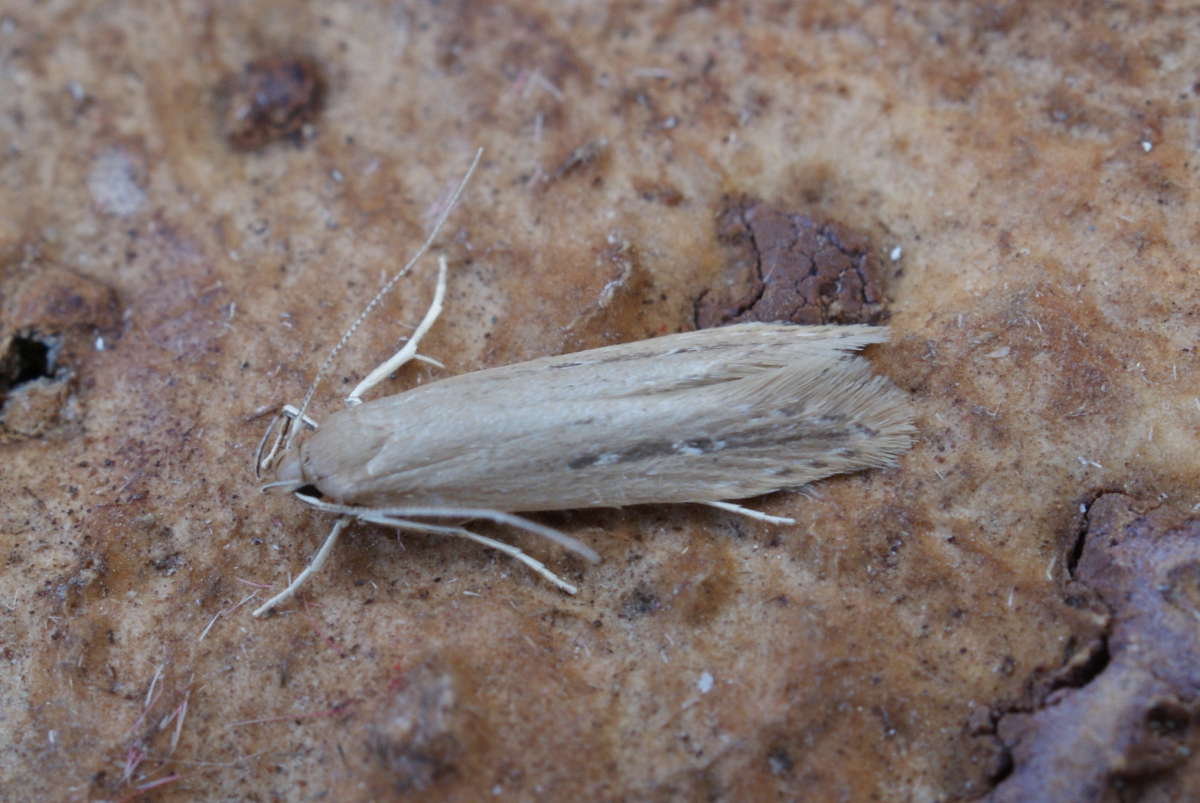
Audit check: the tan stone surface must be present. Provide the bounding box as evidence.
[1,2,1197,800]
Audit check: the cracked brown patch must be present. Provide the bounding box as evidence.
[695,198,887,328]
[976,494,1200,802]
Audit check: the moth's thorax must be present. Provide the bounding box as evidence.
[277,404,394,504]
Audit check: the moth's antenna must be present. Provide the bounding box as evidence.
[284,148,483,450]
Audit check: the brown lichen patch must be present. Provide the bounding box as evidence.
[4,264,122,336]
[219,57,324,151]
[695,197,887,328]
[950,281,1126,425]
[979,494,1200,802]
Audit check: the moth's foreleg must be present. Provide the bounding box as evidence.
[360,513,578,594]
[346,254,449,406]
[254,404,320,478]
[252,516,352,617]
[703,500,796,525]
[280,403,320,429]
[253,411,288,479]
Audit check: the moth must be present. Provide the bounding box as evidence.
[251,152,914,616]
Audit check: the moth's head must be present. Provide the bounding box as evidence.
[254,405,316,493]
[264,449,305,494]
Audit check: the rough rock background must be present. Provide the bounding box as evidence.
[2,2,1198,800]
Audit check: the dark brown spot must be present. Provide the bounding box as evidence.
[619,587,661,618]
[567,454,597,470]
[617,440,679,463]
[220,57,324,151]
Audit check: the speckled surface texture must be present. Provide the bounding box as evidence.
[2,2,1199,801]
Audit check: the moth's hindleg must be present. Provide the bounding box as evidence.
[361,513,579,594]
[291,493,601,563]
[703,500,796,525]
[252,516,352,617]
[347,255,449,405]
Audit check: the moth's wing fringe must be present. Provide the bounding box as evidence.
[646,348,914,501]
[719,354,914,465]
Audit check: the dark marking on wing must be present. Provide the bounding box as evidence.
[566,423,854,471]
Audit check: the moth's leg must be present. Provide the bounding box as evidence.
[413,353,445,369]
[253,411,288,479]
[280,404,320,431]
[703,500,796,526]
[361,514,579,594]
[346,255,449,405]
[291,493,601,563]
[254,405,320,478]
[252,516,352,617]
